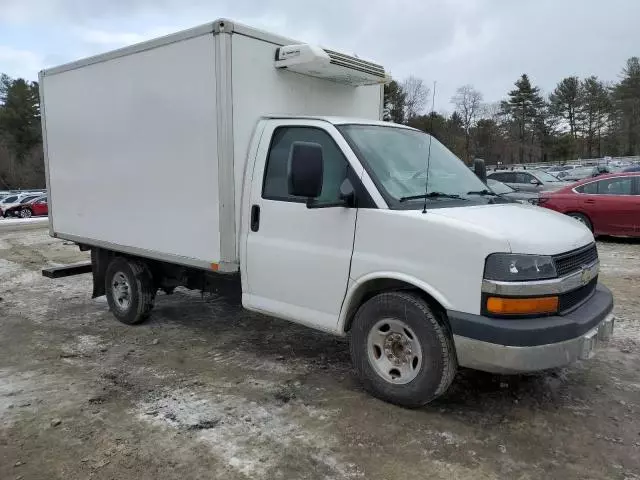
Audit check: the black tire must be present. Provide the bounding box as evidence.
[105,257,156,325]
[567,212,593,232]
[350,291,457,408]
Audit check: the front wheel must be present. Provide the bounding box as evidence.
[20,208,32,218]
[350,291,457,408]
[105,257,156,325]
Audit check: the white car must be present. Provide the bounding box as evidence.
[0,193,41,217]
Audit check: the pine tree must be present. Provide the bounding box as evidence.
[383,80,406,124]
[580,76,611,157]
[550,76,582,139]
[612,57,640,155]
[0,76,41,160]
[501,74,544,163]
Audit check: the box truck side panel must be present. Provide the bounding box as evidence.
[43,34,223,268]
[230,33,383,235]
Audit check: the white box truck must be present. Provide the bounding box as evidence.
[40,19,614,407]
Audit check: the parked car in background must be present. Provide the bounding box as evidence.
[538,173,640,237]
[547,165,579,176]
[623,165,640,172]
[558,167,596,181]
[3,195,48,218]
[487,169,571,192]
[486,178,538,203]
[0,193,41,217]
[559,165,617,181]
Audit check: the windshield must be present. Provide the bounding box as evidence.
[337,125,488,207]
[535,170,562,182]
[486,178,514,194]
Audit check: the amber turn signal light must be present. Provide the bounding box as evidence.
[486,296,558,315]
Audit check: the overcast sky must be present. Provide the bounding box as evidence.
[1,0,639,111]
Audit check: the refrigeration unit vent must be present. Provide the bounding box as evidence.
[275,44,389,87]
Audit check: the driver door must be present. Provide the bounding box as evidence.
[243,120,363,332]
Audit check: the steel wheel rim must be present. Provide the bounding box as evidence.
[366,318,423,385]
[112,272,132,311]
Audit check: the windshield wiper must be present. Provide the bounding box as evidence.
[399,191,463,202]
[466,189,498,196]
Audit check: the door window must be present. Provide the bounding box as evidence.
[596,177,633,195]
[575,181,598,194]
[492,172,514,183]
[263,127,349,203]
[515,172,534,184]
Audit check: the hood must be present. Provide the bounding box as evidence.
[428,203,593,255]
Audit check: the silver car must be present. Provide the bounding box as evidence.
[486,178,538,203]
[487,169,571,192]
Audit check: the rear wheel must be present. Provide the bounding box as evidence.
[567,212,593,231]
[350,291,457,408]
[105,257,156,325]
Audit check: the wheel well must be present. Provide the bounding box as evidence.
[565,211,593,227]
[342,278,448,333]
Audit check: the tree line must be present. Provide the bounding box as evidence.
[1,56,639,188]
[385,57,640,165]
[0,74,44,189]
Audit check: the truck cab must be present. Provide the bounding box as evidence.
[236,115,614,406]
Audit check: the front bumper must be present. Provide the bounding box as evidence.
[448,284,614,373]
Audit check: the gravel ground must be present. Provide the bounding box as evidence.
[0,228,639,480]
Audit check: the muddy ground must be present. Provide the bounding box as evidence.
[0,227,638,480]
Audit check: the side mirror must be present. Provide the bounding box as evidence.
[530,179,541,185]
[473,158,487,183]
[288,142,323,198]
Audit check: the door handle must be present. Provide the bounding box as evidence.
[585,199,596,204]
[250,205,260,232]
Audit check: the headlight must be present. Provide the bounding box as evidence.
[484,253,557,281]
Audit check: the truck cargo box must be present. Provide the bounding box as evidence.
[40,19,385,272]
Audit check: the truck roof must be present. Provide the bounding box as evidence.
[261,115,416,129]
[41,19,300,77]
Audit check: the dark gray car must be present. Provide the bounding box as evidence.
[486,178,538,203]
[487,169,571,192]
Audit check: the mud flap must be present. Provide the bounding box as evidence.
[91,248,111,298]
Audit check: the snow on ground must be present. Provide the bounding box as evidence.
[136,387,362,479]
[0,217,48,232]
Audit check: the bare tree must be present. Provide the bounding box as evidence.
[451,84,483,161]
[402,76,429,120]
[481,101,503,122]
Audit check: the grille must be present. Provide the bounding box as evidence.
[559,277,598,313]
[553,244,598,277]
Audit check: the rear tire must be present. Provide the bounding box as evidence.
[105,257,156,325]
[350,291,457,408]
[567,212,593,232]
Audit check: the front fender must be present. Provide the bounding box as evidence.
[337,271,452,333]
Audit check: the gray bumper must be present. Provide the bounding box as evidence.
[448,283,615,374]
[454,313,614,373]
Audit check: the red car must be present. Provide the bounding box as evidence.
[4,195,49,218]
[538,173,640,237]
